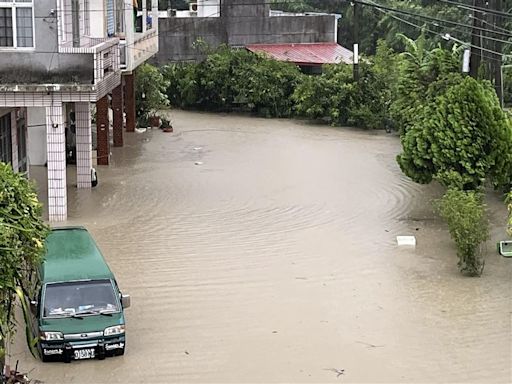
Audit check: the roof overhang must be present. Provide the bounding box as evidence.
[246,42,353,66]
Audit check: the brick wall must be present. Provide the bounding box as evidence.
[124,74,136,132]
[112,83,123,147]
[96,95,110,165]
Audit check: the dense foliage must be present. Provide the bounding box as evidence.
[135,63,169,126]
[390,34,462,133]
[271,0,471,54]
[162,47,302,117]
[435,189,489,276]
[397,76,512,190]
[0,163,48,368]
[293,41,396,129]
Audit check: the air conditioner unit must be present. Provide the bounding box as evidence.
[168,8,177,17]
[190,3,198,12]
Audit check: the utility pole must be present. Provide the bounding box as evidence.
[353,0,359,81]
[469,0,485,78]
[491,0,503,105]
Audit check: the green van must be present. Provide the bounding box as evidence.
[28,227,130,362]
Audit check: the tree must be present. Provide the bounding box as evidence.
[235,53,302,117]
[0,163,49,371]
[435,189,489,276]
[397,76,512,190]
[135,63,169,126]
[390,33,462,133]
[162,46,303,117]
[292,42,397,129]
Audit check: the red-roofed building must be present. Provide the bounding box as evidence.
[246,42,353,71]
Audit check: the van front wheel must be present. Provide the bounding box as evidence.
[39,345,51,363]
[41,353,51,363]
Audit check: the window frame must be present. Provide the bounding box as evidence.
[0,0,35,51]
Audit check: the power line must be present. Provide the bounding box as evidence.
[350,0,512,38]
[437,0,512,18]
[375,3,512,47]
[367,0,510,61]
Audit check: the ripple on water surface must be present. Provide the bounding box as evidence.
[15,111,511,383]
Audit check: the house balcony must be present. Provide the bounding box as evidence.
[119,4,159,72]
[0,36,120,102]
[53,36,122,100]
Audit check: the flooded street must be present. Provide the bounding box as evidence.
[11,110,512,383]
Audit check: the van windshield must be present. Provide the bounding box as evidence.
[43,279,119,318]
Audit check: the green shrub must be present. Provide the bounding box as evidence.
[292,61,390,129]
[162,46,303,117]
[397,76,512,190]
[435,189,489,276]
[0,163,49,367]
[135,63,169,123]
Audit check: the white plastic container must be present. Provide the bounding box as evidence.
[396,236,416,247]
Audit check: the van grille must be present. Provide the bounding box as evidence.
[64,331,103,340]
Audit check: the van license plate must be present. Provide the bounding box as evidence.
[74,348,95,360]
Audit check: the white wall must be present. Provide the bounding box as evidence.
[27,107,47,166]
[89,0,106,37]
[198,0,219,17]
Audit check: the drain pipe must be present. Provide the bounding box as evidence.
[72,0,80,47]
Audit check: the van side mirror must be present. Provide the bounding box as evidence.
[121,294,131,309]
[30,300,38,315]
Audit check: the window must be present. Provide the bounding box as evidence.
[106,0,114,36]
[0,0,33,48]
[0,113,12,164]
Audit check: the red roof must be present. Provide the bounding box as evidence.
[245,42,353,66]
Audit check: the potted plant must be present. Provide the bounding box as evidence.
[149,114,161,128]
[136,113,150,129]
[160,117,173,133]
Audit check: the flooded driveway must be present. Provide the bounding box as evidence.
[11,110,512,382]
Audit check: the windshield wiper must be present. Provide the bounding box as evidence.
[97,310,114,316]
[75,309,115,317]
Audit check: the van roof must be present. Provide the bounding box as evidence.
[42,227,114,284]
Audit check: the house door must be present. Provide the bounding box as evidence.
[0,112,12,165]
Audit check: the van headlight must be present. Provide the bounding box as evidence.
[104,325,125,336]
[40,331,63,341]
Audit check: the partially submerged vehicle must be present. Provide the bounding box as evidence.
[27,227,130,362]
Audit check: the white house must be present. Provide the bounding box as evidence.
[0,0,159,221]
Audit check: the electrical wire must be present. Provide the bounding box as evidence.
[367,0,509,60]
[437,0,512,18]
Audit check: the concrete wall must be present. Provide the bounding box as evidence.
[0,0,95,84]
[221,0,269,18]
[154,12,336,65]
[156,17,225,63]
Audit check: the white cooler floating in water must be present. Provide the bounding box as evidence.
[396,236,416,247]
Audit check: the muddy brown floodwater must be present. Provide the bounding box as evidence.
[10,110,512,383]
